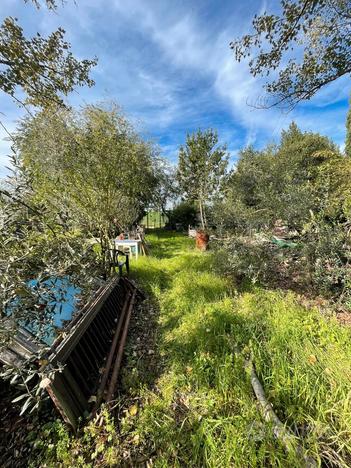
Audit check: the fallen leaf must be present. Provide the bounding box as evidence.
[308,354,317,364]
[129,404,138,416]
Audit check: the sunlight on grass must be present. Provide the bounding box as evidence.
[130,231,351,467]
[35,232,351,467]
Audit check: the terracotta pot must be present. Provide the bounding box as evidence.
[195,230,209,251]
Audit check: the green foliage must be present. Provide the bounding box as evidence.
[302,221,351,304]
[177,129,228,229]
[31,408,121,467]
[141,210,168,229]
[129,233,351,466]
[231,0,351,108]
[216,123,351,305]
[28,233,351,466]
[0,12,96,108]
[167,201,197,229]
[219,123,344,233]
[13,103,161,277]
[1,103,165,407]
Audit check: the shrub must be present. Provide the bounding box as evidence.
[167,202,197,229]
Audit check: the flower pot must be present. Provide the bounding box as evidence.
[195,230,209,251]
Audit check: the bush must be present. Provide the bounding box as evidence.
[167,202,197,229]
[302,222,351,304]
[215,236,299,288]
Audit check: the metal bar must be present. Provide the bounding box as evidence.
[50,277,120,363]
[66,357,91,397]
[71,346,93,378]
[95,291,131,407]
[79,334,100,369]
[84,328,104,361]
[94,312,111,339]
[63,366,89,414]
[106,289,137,402]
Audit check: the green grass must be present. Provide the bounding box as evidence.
[140,211,168,229]
[128,232,351,467]
[35,231,351,467]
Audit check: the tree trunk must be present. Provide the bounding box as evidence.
[199,199,206,230]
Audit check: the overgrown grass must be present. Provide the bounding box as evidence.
[129,232,351,467]
[34,231,351,467]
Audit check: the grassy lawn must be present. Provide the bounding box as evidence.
[36,231,351,467]
[140,211,168,229]
[128,231,351,467]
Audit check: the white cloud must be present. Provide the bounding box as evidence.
[0,0,349,179]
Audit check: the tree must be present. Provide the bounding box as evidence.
[151,159,178,214]
[219,123,344,233]
[231,0,351,109]
[0,0,97,412]
[0,0,96,108]
[167,201,197,230]
[177,129,228,229]
[14,103,160,277]
[346,102,351,157]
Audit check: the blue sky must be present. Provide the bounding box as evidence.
[0,0,349,177]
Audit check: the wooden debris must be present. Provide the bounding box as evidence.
[245,358,317,467]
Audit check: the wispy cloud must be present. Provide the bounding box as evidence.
[0,0,349,178]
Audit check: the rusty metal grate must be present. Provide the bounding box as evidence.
[43,276,142,430]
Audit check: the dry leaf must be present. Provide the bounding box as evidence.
[308,354,317,364]
[129,404,138,416]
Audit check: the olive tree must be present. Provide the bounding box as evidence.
[177,129,228,230]
[231,0,351,109]
[0,0,96,109]
[14,104,159,275]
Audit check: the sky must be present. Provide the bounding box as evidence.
[0,0,349,177]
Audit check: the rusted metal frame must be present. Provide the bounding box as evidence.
[83,327,105,361]
[42,276,138,430]
[48,372,82,431]
[66,357,91,397]
[48,280,115,354]
[109,287,122,306]
[107,287,123,310]
[101,302,117,331]
[72,341,97,383]
[104,298,121,325]
[95,291,132,408]
[102,308,116,331]
[106,289,137,402]
[50,278,120,363]
[101,292,120,324]
[123,277,145,300]
[101,297,117,324]
[0,322,42,365]
[62,366,89,414]
[79,333,102,368]
[85,321,107,353]
[91,322,108,348]
[91,313,109,340]
[116,285,127,305]
[70,347,91,379]
[45,382,78,431]
[93,312,111,341]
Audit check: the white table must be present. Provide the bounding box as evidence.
[114,239,141,259]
